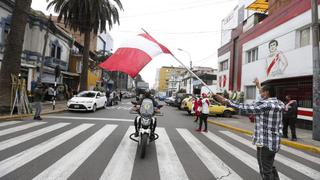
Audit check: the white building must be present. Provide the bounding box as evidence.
[218,0,315,128]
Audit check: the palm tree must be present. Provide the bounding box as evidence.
[47,0,123,91]
[0,0,33,113]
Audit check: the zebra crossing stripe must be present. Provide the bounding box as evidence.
[0,123,93,178]
[203,131,291,180]
[33,124,118,180]
[220,131,320,180]
[281,144,320,165]
[44,115,132,122]
[0,123,70,151]
[155,128,189,180]
[0,121,23,127]
[99,126,137,180]
[176,128,242,180]
[0,122,46,137]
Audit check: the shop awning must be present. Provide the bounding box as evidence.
[246,0,268,12]
[61,71,80,76]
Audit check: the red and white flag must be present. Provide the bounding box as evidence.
[99,33,172,78]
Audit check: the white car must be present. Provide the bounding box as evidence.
[67,91,108,112]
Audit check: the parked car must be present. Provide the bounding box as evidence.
[180,97,195,111]
[67,91,107,112]
[186,98,235,117]
[175,93,193,109]
[158,95,167,101]
[164,96,175,106]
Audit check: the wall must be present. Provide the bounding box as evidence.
[217,51,230,92]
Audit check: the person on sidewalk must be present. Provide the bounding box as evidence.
[193,97,201,123]
[33,83,45,120]
[48,85,54,103]
[196,93,210,132]
[214,85,284,180]
[283,95,298,141]
[119,91,123,102]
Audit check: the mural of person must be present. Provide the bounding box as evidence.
[266,40,288,77]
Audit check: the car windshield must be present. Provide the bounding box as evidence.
[77,92,96,98]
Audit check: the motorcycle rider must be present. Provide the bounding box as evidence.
[133,89,160,138]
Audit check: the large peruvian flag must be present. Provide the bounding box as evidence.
[99,33,172,78]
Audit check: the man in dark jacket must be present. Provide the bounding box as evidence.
[33,83,44,120]
[283,95,298,141]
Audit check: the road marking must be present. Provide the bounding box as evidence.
[156,128,189,180]
[176,128,242,180]
[0,122,46,137]
[0,123,93,178]
[0,121,23,127]
[203,131,291,180]
[220,131,320,180]
[0,123,70,151]
[34,124,117,180]
[44,115,133,122]
[100,126,137,180]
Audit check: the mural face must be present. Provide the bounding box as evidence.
[266,40,288,77]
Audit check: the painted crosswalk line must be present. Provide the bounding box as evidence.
[203,131,291,180]
[99,126,137,180]
[0,123,93,178]
[177,128,242,180]
[44,115,133,122]
[0,122,46,137]
[156,128,189,180]
[0,123,70,151]
[0,121,24,127]
[220,131,320,180]
[33,124,118,180]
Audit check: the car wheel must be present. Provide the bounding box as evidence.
[187,110,191,115]
[92,104,97,112]
[223,110,232,118]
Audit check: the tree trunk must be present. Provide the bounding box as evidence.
[80,30,91,91]
[0,0,32,113]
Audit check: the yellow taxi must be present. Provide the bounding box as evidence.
[180,97,195,111]
[186,98,235,117]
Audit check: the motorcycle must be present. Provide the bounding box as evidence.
[129,99,163,158]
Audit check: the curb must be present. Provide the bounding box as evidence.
[208,119,320,154]
[0,109,66,121]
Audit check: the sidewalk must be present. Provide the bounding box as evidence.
[208,115,320,154]
[0,100,67,121]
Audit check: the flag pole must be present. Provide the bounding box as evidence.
[141,28,215,95]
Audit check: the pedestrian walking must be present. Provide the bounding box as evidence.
[196,93,210,132]
[283,95,298,141]
[193,97,201,123]
[214,84,284,180]
[33,83,45,120]
[119,91,123,102]
[48,85,54,102]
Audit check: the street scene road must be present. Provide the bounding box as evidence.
[0,100,319,180]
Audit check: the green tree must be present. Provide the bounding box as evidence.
[47,0,123,91]
[0,0,33,113]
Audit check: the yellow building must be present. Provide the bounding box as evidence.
[158,66,184,92]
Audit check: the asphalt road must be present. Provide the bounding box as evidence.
[0,99,319,180]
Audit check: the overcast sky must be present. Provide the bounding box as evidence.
[31,0,239,87]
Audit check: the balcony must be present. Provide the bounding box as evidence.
[44,57,68,71]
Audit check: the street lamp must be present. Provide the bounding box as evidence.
[177,48,192,94]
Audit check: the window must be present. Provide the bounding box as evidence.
[245,86,256,99]
[299,27,310,47]
[50,41,63,59]
[219,60,228,71]
[246,47,258,63]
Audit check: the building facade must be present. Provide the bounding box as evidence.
[158,66,184,94]
[0,0,73,94]
[218,0,316,128]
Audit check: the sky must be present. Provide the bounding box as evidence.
[31,0,239,87]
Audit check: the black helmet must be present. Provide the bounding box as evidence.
[145,89,151,97]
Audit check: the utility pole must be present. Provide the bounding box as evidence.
[311,0,320,140]
[39,14,52,82]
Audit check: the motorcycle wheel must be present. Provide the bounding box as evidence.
[140,133,148,158]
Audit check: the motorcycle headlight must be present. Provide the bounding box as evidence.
[141,118,151,126]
